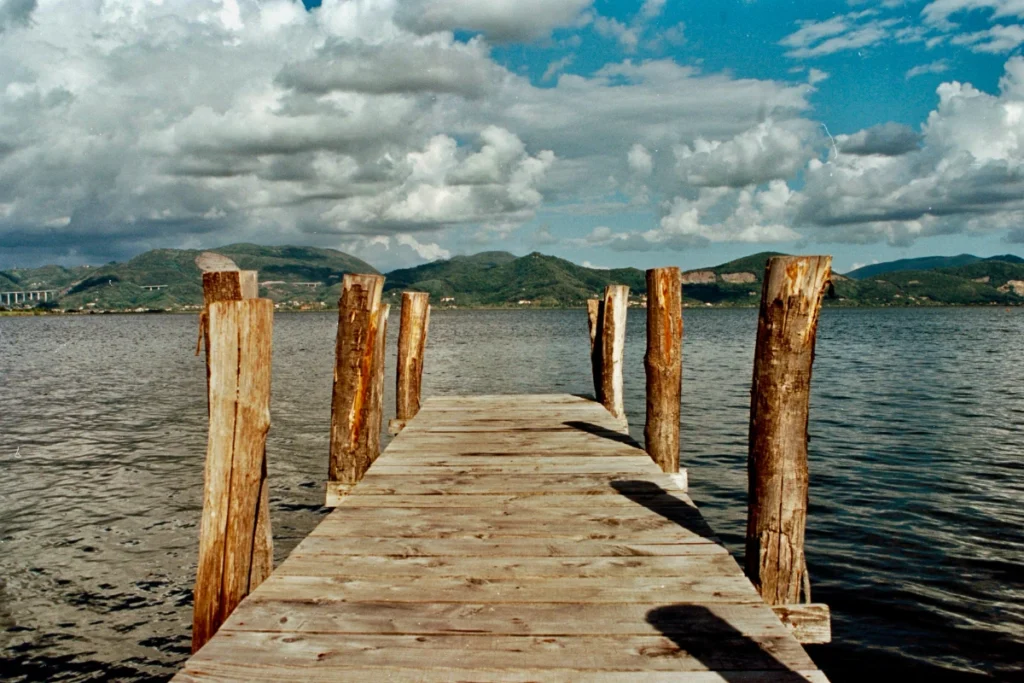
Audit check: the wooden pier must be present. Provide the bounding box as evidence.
[178,256,833,682]
[176,393,828,682]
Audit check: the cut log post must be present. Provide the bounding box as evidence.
[192,298,273,653]
[368,304,390,455]
[198,270,273,612]
[599,284,629,421]
[389,292,430,435]
[745,255,831,608]
[586,299,602,402]
[327,273,386,506]
[644,267,683,474]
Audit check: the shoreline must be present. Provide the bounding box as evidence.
[3,301,1022,317]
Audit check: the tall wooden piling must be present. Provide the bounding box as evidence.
[599,284,629,421]
[389,292,430,435]
[745,255,831,606]
[198,268,273,615]
[327,273,386,506]
[192,297,273,653]
[644,267,683,473]
[586,299,602,401]
[367,304,390,454]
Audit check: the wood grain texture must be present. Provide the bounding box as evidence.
[600,285,629,420]
[178,394,828,682]
[746,256,831,606]
[199,270,273,593]
[394,292,430,426]
[327,273,385,500]
[192,298,273,653]
[644,267,683,474]
[771,604,831,645]
[588,298,603,400]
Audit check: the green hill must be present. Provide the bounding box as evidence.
[3,244,377,311]
[846,254,981,279]
[5,246,1024,312]
[385,252,645,306]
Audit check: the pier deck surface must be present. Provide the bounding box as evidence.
[176,394,828,682]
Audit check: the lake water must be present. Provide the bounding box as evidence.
[1,308,1022,682]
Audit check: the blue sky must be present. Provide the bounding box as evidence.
[1,0,1022,273]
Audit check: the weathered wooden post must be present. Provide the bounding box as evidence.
[196,263,273,631]
[389,291,430,435]
[644,267,682,474]
[327,273,386,506]
[599,284,628,421]
[745,254,832,645]
[192,297,274,653]
[367,304,390,455]
[586,298,602,401]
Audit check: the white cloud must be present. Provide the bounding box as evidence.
[627,144,653,176]
[594,15,639,52]
[581,181,801,251]
[835,122,921,155]
[950,23,1024,52]
[781,10,906,58]
[906,59,951,79]
[397,0,594,41]
[674,119,820,188]
[808,68,829,85]
[639,0,666,21]
[922,0,1024,29]
[794,58,1024,245]
[542,55,574,82]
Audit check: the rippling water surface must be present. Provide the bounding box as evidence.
[1,308,1022,681]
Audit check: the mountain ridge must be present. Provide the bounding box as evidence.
[4,245,1024,312]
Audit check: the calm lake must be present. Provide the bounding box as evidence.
[1,308,1022,682]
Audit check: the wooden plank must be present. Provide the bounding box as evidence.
[289,536,726,557]
[181,632,816,672]
[254,575,762,604]
[177,665,830,683]
[224,600,791,638]
[367,458,660,474]
[309,492,698,509]
[273,554,742,579]
[351,473,688,495]
[771,604,831,645]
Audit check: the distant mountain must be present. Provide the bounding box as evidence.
[846,255,981,279]
[385,251,645,306]
[5,246,1024,312]
[3,244,377,311]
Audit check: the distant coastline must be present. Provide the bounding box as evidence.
[3,244,1024,314]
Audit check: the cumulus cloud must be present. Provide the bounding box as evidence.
[578,181,800,251]
[276,37,498,98]
[674,119,821,188]
[836,122,922,156]
[794,58,1024,244]
[396,0,593,41]
[627,144,653,176]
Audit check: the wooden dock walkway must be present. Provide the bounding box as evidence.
[176,394,829,682]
